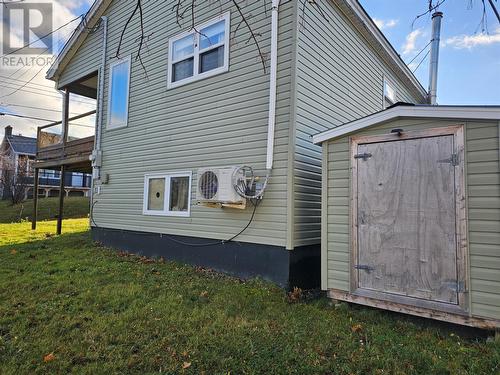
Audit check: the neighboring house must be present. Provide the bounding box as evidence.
[44,0,427,287]
[0,126,92,200]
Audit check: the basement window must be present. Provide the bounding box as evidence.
[383,79,397,108]
[107,56,131,129]
[167,12,230,89]
[143,172,192,217]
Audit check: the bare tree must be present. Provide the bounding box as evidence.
[0,156,32,204]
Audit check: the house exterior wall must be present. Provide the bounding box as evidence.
[291,0,427,248]
[59,1,296,248]
[323,118,500,321]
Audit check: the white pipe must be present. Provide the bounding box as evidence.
[266,0,281,170]
[428,11,443,105]
[96,16,108,155]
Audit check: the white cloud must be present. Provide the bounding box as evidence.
[402,29,424,56]
[443,27,500,49]
[373,18,399,30]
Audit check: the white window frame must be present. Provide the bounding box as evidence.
[383,77,397,108]
[167,12,230,89]
[143,171,192,217]
[107,55,132,130]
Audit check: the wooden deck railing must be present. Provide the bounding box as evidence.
[36,110,96,166]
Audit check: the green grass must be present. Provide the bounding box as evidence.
[0,197,90,223]
[0,220,498,374]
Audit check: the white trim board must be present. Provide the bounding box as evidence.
[312,105,500,144]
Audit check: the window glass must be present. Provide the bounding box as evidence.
[169,176,190,212]
[109,59,130,128]
[173,57,194,82]
[148,178,165,211]
[200,46,224,74]
[199,20,225,50]
[384,80,396,104]
[172,34,194,61]
[168,14,229,88]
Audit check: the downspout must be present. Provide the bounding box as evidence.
[266,0,281,171]
[92,16,108,181]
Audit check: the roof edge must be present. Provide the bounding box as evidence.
[46,0,107,81]
[313,105,500,144]
[340,0,427,100]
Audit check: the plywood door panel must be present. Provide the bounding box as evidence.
[356,135,458,304]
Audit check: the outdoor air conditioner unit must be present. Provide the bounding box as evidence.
[197,166,245,204]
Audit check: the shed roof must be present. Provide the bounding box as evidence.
[312,103,500,144]
[6,134,37,155]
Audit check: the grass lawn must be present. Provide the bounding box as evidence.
[0,219,498,374]
[0,197,90,223]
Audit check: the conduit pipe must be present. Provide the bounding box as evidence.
[266,0,281,171]
[93,16,108,180]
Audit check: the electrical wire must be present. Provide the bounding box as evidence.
[0,112,95,127]
[89,199,261,247]
[412,49,431,73]
[0,14,83,58]
[406,40,432,65]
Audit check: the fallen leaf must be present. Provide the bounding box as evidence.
[351,324,363,333]
[182,361,191,369]
[200,291,209,298]
[43,353,56,362]
[10,249,17,255]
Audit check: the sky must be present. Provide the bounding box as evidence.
[1,0,499,141]
[360,0,500,104]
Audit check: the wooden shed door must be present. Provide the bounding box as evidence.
[356,135,459,305]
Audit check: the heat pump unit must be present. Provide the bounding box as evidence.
[197,166,245,204]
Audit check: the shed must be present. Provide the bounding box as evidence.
[313,104,500,329]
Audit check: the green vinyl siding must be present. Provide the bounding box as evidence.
[324,118,500,321]
[292,0,426,248]
[59,1,296,247]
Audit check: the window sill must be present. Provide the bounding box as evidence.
[142,210,191,218]
[167,65,229,90]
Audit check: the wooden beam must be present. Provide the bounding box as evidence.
[56,165,65,235]
[62,88,70,144]
[31,168,39,230]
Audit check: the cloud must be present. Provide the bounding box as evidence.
[373,18,399,30]
[443,27,500,49]
[402,29,424,56]
[0,0,94,139]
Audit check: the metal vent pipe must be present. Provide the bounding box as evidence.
[428,11,443,105]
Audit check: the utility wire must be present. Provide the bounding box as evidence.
[487,0,500,24]
[412,49,431,73]
[0,103,89,116]
[0,62,47,99]
[406,40,432,65]
[0,112,95,127]
[0,14,83,58]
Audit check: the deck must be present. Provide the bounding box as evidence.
[34,110,96,173]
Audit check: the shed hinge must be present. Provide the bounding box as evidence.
[437,153,459,166]
[354,264,375,272]
[354,152,372,161]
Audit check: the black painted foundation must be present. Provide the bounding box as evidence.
[91,227,320,289]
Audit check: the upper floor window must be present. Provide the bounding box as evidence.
[108,56,131,129]
[383,79,397,108]
[167,13,230,89]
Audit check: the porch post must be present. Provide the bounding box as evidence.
[31,167,39,230]
[62,88,70,143]
[56,165,65,235]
